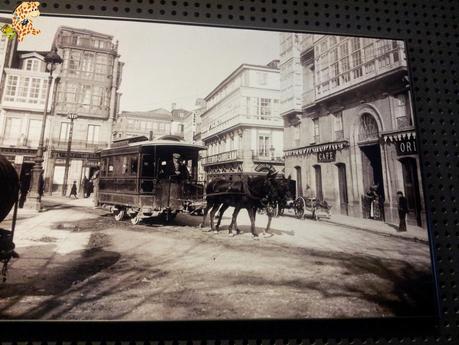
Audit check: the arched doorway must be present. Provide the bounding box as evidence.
[400,157,422,226]
[295,166,302,197]
[358,113,384,200]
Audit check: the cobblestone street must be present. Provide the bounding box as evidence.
[0,196,434,320]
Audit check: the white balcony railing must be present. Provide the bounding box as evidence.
[201,114,283,140]
[52,140,108,152]
[202,149,242,165]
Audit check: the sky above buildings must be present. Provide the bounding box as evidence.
[3,14,280,112]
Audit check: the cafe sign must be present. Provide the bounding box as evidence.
[317,150,336,163]
[396,138,417,156]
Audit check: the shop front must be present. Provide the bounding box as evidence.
[46,150,100,195]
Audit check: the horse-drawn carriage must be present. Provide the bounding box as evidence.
[276,181,332,220]
[98,135,206,224]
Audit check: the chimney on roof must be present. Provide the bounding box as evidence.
[267,59,280,69]
[171,102,176,111]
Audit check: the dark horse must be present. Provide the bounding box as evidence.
[200,171,289,237]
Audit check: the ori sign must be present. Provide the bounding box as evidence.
[396,139,417,156]
[317,150,336,163]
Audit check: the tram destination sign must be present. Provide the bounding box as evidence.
[317,150,336,162]
[396,138,417,156]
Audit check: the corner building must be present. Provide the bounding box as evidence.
[45,27,123,193]
[281,34,425,227]
[200,61,284,176]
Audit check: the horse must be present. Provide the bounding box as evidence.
[200,171,290,237]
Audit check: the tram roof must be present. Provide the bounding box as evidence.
[107,135,206,151]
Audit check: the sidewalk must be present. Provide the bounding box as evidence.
[323,213,430,243]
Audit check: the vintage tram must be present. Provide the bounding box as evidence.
[98,135,206,224]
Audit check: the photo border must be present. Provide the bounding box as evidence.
[0,0,452,342]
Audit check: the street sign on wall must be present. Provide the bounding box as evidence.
[396,138,417,156]
[317,150,336,163]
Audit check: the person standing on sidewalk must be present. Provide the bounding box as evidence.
[397,191,408,232]
[91,168,100,207]
[69,181,78,199]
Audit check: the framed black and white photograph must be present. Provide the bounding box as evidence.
[0,2,449,341]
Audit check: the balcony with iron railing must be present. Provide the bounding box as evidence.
[58,36,117,53]
[202,149,242,166]
[315,45,407,101]
[252,150,284,163]
[0,137,49,149]
[52,139,108,152]
[201,114,283,140]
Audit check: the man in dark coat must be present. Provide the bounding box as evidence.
[82,176,89,198]
[69,181,78,199]
[397,191,408,232]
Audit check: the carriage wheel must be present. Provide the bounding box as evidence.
[114,208,126,221]
[160,211,177,223]
[294,197,305,219]
[130,213,142,225]
[278,207,285,216]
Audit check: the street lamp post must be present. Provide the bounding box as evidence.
[61,113,78,196]
[27,47,63,211]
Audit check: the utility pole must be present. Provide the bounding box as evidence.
[61,113,78,196]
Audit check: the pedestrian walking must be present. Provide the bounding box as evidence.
[91,168,100,207]
[69,181,78,199]
[397,191,408,232]
[18,171,31,208]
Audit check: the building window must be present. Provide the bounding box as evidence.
[334,112,344,140]
[29,78,41,103]
[352,50,363,78]
[256,71,268,85]
[313,118,320,143]
[394,94,411,128]
[92,86,103,107]
[3,118,22,146]
[4,75,18,101]
[81,85,92,105]
[68,51,81,74]
[87,125,100,144]
[27,119,42,147]
[258,135,271,157]
[25,59,41,71]
[59,122,70,141]
[260,98,272,117]
[18,77,30,102]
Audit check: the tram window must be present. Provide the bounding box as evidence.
[122,156,128,175]
[142,154,155,177]
[100,158,107,176]
[130,155,138,176]
[107,156,114,176]
[113,156,124,175]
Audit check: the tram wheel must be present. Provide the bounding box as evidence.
[114,208,126,221]
[294,197,305,219]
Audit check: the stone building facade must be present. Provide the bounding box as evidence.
[45,26,124,194]
[0,51,55,178]
[113,108,174,140]
[200,61,284,177]
[282,34,425,227]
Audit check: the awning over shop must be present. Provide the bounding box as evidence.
[382,130,416,143]
[284,141,349,157]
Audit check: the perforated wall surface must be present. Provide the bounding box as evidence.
[0,0,457,344]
